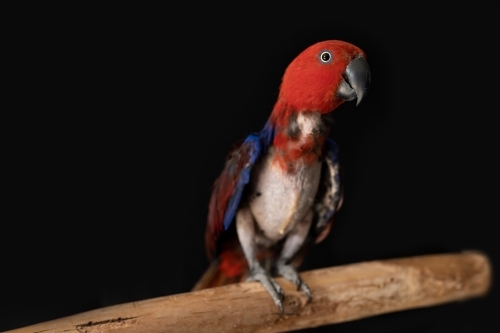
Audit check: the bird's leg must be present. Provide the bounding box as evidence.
[275,210,313,301]
[236,207,284,315]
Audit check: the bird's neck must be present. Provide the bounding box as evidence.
[269,104,329,173]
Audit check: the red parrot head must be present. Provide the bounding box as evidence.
[274,40,370,115]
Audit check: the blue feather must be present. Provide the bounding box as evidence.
[320,137,341,225]
[222,122,275,230]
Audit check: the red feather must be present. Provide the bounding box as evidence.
[205,140,252,259]
[274,40,365,115]
[196,40,365,291]
[268,40,365,173]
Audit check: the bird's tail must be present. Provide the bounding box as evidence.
[192,247,249,291]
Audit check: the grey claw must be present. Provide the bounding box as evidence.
[277,300,284,316]
[299,281,312,302]
[276,262,312,301]
[271,279,284,300]
[247,266,285,315]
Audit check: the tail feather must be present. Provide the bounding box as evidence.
[192,249,248,291]
[192,260,228,291]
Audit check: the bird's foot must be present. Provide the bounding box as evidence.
[276,261,312,302]
[246,265,284,315]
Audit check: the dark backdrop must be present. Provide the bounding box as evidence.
[2,4,498,332]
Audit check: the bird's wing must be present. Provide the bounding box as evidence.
[205,134,263,258]
[313,138,343,243]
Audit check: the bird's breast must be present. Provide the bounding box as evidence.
[248,147,321,241]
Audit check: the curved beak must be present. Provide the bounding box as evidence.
[336,55,371,106]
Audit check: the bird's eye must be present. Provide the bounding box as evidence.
[319,51,332,64]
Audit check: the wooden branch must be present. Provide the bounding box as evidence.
[6,252,491,333]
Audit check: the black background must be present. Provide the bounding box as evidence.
[2,4,499,332]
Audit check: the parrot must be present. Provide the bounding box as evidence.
[193,40,371,314]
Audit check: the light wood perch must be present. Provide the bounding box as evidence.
[6,252,491,333]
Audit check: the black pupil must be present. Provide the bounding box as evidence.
[321,52,330,62]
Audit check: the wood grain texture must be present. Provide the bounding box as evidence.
[5,252,491,333]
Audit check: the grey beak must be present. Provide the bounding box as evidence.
[336,55,371,106]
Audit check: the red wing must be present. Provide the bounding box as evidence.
[205,135,263,259]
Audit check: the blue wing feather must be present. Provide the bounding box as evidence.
[325,138,340,165]
[223,121,274,230]
[205,122,274,256]
[222,134,262,229]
